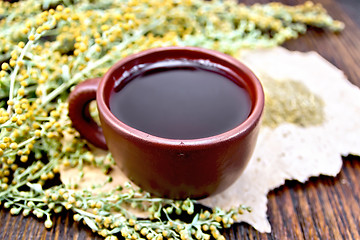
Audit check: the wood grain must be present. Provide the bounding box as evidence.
[1,0,360,239]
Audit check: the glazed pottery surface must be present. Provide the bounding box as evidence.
[68,47,264,199]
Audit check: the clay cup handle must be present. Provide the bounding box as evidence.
[68,78,108,149]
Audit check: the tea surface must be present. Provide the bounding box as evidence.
[110,60,251,139]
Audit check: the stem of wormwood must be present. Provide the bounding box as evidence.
[7,31,35,115]
[39,19,165,108]
[39,53,111,107]
[3,136,36,156]
[0,157,59,199]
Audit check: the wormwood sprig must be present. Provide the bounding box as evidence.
[0,0,343,239]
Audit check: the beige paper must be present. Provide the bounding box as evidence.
[61,47,360,233]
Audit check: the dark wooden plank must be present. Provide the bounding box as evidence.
[337,0,360,26]
[1,0,360,239]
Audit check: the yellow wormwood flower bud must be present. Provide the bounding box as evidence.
[17,61,24,67]
[36,27,43,34]
[51,193,58,201]
[47,132,56,138]
[75,36,82,42]
[95,45,101,52]
[104,217,112,224]
[32,122,40,129]
[109,35,116,42]
[16,119,23,126]
[42,24,51,31]
[79,45,87,52]
[68,196,76,204]
[74,49,80,56]
[9,60,16,67]
[1,62,9,70]
[11,53,18,60]
[18,42,25,48]
[94,32,101,38]
[27,143,33,150]
[11,116,17,122]
[10,143,18,150]
[101,25,110,31]
[17,88,25,96]
[56,5,64,11]
[73,214,81,221]
[50,110,60,118]
[25,21,32,28]
[29,34,35,41]
[41,11,49,17]
[20,156,28,163]
[44,122,52,129]
[34,130,42,137]
[95,216,102,223]
[54,13,61,20]
[128,218,136,226]
[71,15,79,20]
[22,28,30,34]
[12,130,19,138]
[45,219,53,229]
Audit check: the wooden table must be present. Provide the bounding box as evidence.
[1,0,360,239]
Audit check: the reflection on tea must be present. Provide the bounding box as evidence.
[110,59,251,139]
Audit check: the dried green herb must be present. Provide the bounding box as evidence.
[262,77,325,128]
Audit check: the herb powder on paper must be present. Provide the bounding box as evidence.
[262,77,325,128]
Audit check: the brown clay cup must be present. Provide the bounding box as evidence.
[68,46,264,199]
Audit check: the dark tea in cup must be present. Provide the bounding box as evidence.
[68,47,264,199]
[109,59,252,140]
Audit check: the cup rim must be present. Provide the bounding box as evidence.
[97,46,264,147]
